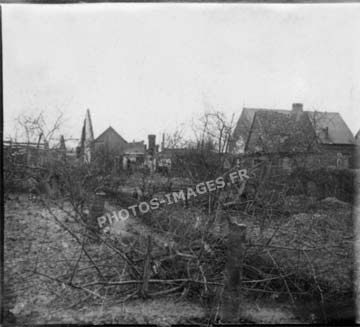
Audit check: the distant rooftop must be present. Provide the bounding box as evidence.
[232,104,355,151]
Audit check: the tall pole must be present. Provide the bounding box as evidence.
[220,219,247,323]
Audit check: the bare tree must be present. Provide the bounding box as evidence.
[4,111,66,196]
[163,127,190,150]
[15,111,65,145]
[191,110,235,154]
[175,110,236,182]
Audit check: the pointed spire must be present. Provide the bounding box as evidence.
[78,109,94,163]
[85,109,94,142]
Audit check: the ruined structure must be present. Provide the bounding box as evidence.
[77,109,94,164]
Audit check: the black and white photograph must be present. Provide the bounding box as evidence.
[1,2,360,325]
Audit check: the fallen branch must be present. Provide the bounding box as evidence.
[267,251,295,304]
[82,278,224,288]
[28,269,104,300]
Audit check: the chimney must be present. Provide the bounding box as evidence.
[161,133,165,152]
[292,103,303,121]
[148,134,156,155]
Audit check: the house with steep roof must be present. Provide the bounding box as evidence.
[230,103,356,169]
[93,125,147,172]
[93,126,128,155]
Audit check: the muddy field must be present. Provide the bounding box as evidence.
[2,196,292,325]
[3,192,355,325]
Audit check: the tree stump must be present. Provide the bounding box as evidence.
[220,221,247,323]
[141,235,152,298]
[89,192,105,235]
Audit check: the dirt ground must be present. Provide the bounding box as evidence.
[3,194,351,325]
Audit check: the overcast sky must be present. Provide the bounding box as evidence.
[3,3,360,146]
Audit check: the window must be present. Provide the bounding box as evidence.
[336,152,343,169]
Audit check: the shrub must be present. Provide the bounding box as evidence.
[288,168,355,203]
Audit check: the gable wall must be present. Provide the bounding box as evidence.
[229,110,250,153]
[245,112,317,154]
[245,114,264,152]
[94,129,128,154]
